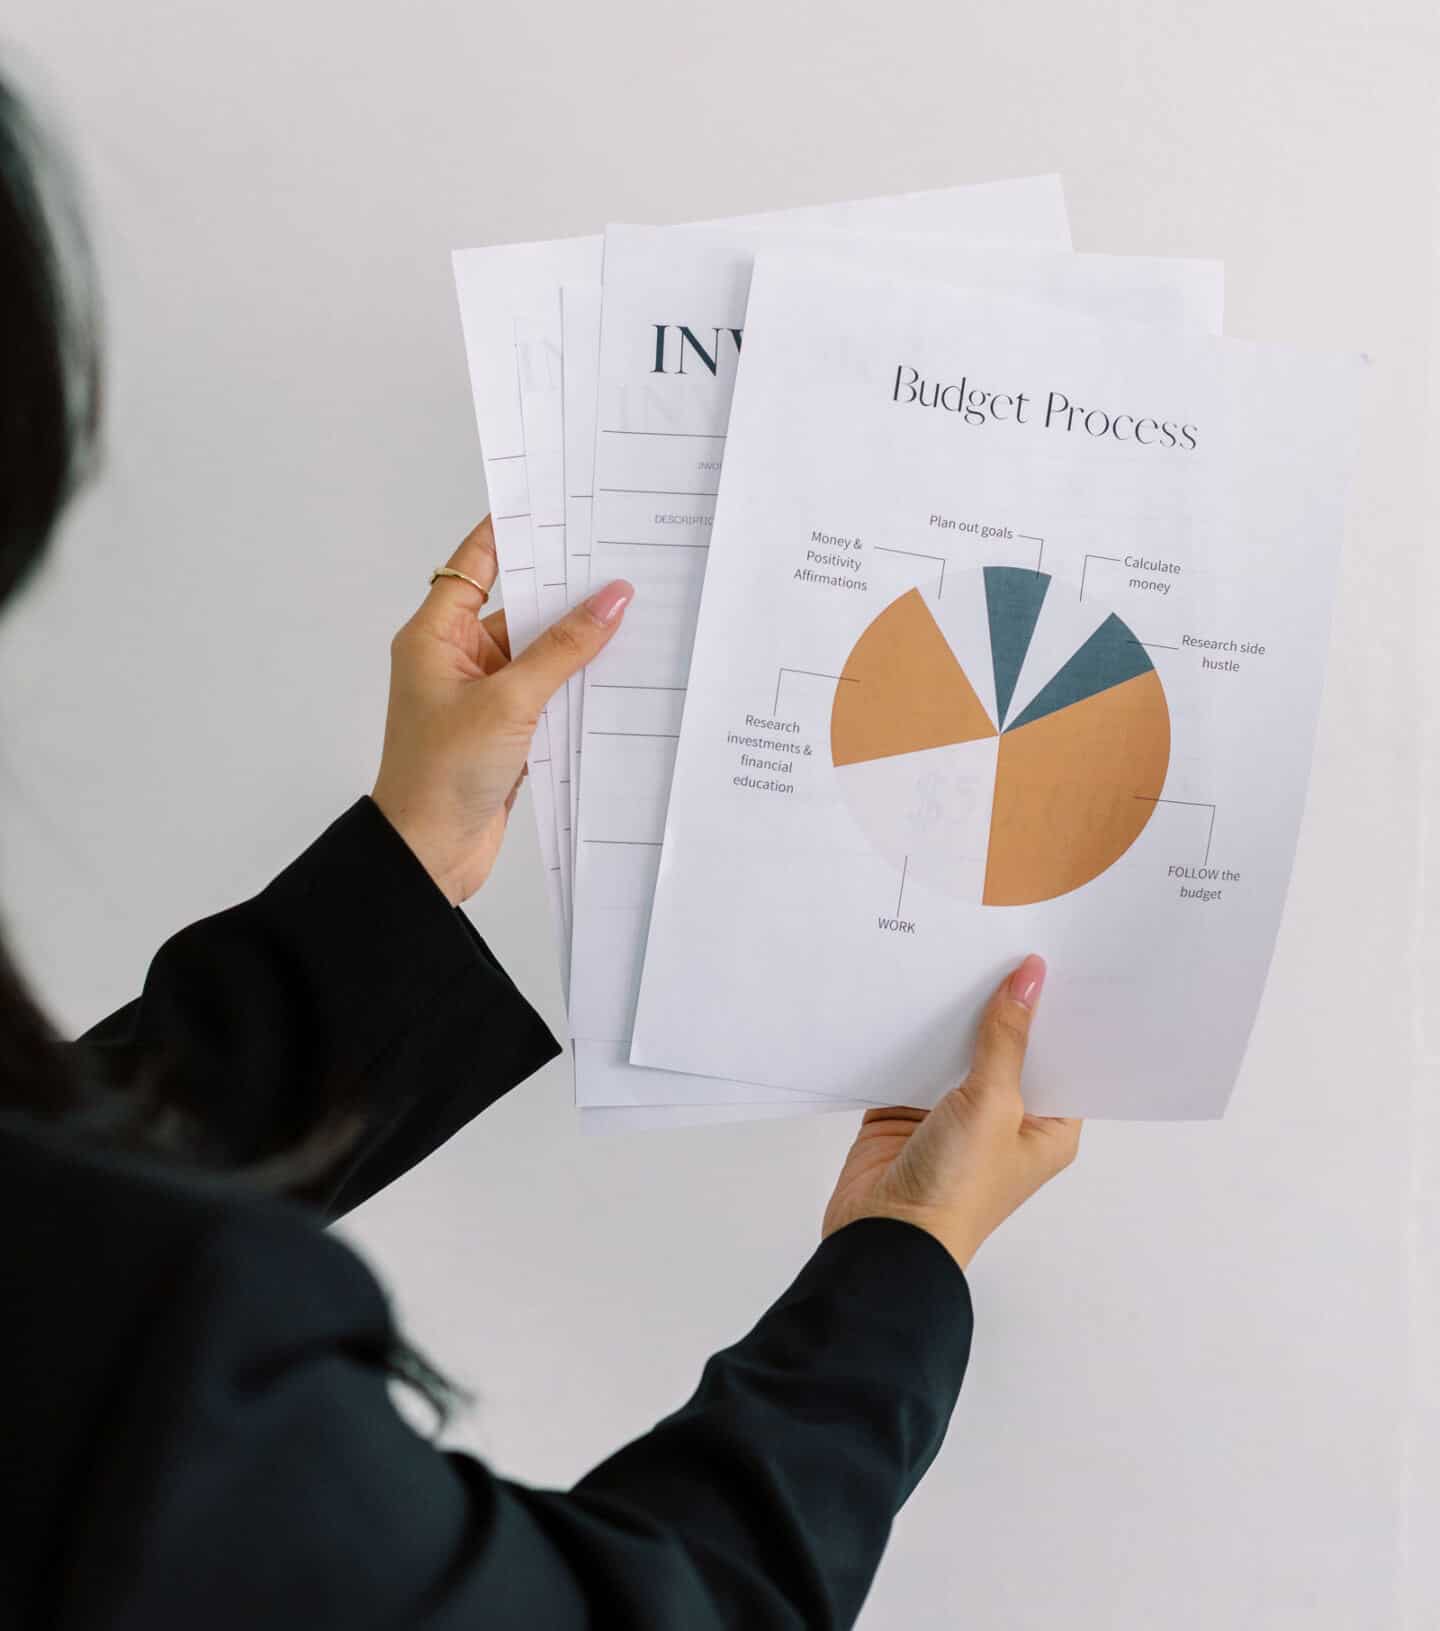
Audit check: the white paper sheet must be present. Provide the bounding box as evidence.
[631,259,1364,1119]
[453,238,600,957]
[561,283,602,883]
[577,1097,868,1135]
[515,312,573,975]
[572,228,1224,1110]
[563,277,878,1130]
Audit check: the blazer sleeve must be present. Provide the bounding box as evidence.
[79,1210,972,1631]
[77,797,561,1216]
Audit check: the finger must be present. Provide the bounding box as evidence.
[470,609,510,677]
[965,954,1046,1097]
[482,607,510,660]
[500,580,634,712]
[422,516,499,619]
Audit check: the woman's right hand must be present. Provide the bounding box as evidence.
[821,956,1080,1270]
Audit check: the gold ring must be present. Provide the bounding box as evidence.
[429,566,490,605]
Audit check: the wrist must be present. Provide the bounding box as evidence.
[368,788,467,907]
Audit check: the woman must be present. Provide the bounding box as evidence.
[0,74,1081,1629]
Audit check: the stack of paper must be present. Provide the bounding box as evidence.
[453,176,1361,1130]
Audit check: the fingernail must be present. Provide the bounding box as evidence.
[1008,954,1047,1010]
[584,580,635,626]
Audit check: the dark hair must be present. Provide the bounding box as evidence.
[0,75,100,1116]
[0,73,463,1431]
[0,75,98,602]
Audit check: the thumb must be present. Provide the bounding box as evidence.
[502,580,634,712]
[963,954,1046,1099]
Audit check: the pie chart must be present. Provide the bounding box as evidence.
[830,567,1170,906]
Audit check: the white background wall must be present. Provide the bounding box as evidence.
[1,4,1436,1626]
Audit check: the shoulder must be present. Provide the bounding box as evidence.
[0,1118,409,1626]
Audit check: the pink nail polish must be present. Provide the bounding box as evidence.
[585,579,635,626]
[1009,954,1047,1010]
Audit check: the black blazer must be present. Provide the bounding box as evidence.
[0,798,973,1630]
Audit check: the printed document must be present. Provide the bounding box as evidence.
[631,258,1362,1118]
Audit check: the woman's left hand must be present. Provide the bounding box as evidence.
[372,517,633,905]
